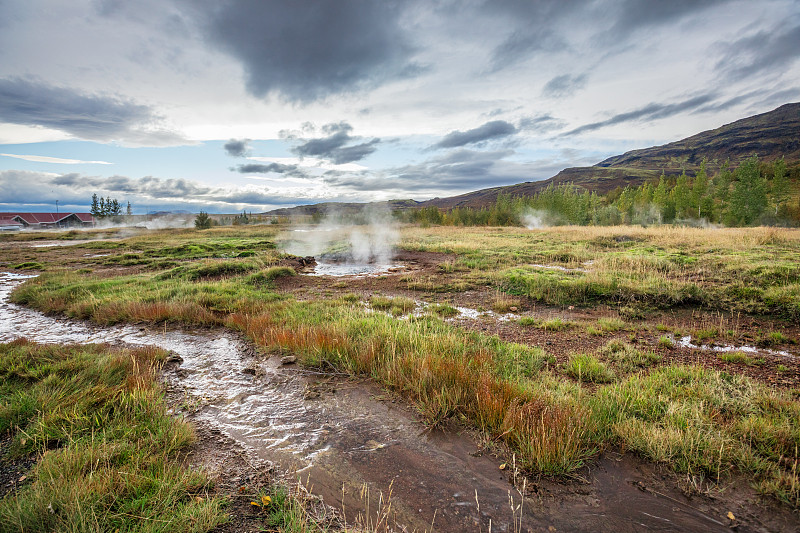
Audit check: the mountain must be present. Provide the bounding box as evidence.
[265,103,800,214]
[419,103,800,209]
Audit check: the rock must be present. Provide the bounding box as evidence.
[509,306,518,312]
[280,355,297,365]
[242,366,257,375]
[166,353,183,364]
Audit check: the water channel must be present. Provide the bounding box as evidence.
[0,272,750,532]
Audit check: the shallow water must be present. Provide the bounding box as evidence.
[308,260,403,277]
[0,272,755,532]
[675,334,794,358]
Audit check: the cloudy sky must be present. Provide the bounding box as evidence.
[1,0,798,214]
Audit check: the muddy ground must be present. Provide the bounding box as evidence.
[1,240,799,531]
[279,250,800,389]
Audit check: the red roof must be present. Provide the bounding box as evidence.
[0,216,24,226]
[0,213,95,224]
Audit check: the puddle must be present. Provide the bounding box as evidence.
[674,335,794,358]
[0,272,755,532]
[308,260,404,277]
[447,305,517,322]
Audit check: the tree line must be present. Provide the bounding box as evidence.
[90,194,132,219]
[398,155,799,227]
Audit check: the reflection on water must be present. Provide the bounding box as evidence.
[0,272,408,468]
[308,260,403,277]
[676,335,793,358]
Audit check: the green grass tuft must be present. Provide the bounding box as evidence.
[564,354,615,383]
[0,339,227,532]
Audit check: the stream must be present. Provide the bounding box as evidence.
[0,272,753,532]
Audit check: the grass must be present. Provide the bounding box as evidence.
[428,303,459,317]
[597,317,626,332]
[597,365,800,506]
[12,262,43,270]
[402,225,800,318]
[4,223,800,509]
[564,354,615,383]
[598,340,661,373]
[658,335,675,349]
[491,291,521,313]
[718,352,765,366]
[369,295,416,314]
[693,327,719,342]
[0,339,226,532]
[247,265,297,286]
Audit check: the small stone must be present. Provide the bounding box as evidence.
[281,355,297,365]
[509,306,518,312]
[166,353,183,364]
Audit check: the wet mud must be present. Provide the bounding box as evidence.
[1,272,796,532]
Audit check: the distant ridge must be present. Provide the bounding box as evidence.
[265,102,800,214]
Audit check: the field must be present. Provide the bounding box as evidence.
[1,222,799,531]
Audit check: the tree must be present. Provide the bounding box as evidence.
[652,175,673,223]
[771,157,790,215]
[728,155,767,225]
[195,211,212,229]
[672,172,690,219]
[90,194,100,217]
[690,160,708,218]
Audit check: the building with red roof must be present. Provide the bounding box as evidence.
[0,213,95,229]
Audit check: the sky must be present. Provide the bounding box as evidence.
[0,0,798,214]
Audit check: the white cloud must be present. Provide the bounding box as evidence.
[1,153,112,165]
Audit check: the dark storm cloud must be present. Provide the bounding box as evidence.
[188,0,418,103]
[714,22,800,82]
[489,29,567,72]
[235,163,298,174]
[0,78,183,144]
[560,93,716,136]
[433,121,518,149]
[223,138,250,157]
[483,0,734,71]
[693,91,766,114]
[290,121,380,163]
[541,74,587,98]
[293,125,352,157]
[480,0,587,71]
